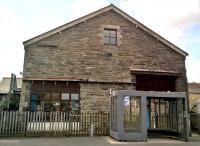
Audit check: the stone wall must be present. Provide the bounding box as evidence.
[23,10,187,91]
[188,83,200,108]
[189,93,200,108]
[80,82,134,113]
[19,81,31,111]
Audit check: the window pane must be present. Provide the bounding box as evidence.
[39,93,50,101]
[43,103,52,112]
[110,37,117,45]
[30,93,51,111]
[37,93,51,111]
[61,100,70,111]
[71,100,80,111]
[104,29,117,45]
[104,37,110,44]
[71,93,79,100]
[104,30,110,37]
[110,30,117,37]
[52,93,60,101]
[124,96,141,132]
[61,93,69,100]
[51,101,60,111]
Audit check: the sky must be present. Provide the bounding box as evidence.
[0,0,200,82]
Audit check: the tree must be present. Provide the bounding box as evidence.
[0,94,20,111]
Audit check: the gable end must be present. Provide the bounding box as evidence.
[23,4,188,57]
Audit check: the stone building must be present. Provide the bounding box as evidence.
[188,83,200,108]
[19,4,188,114]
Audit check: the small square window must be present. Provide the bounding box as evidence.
[104,29,117,45]
[71,93,79,100]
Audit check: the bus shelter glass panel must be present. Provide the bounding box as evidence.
[124,96,141,132]
[177,98,185,137]
[147,97,185,139]
[148,98,170,129]
[111,96,118,132]
[169,99,185,137]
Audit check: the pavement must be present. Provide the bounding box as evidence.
[0,135,200,146]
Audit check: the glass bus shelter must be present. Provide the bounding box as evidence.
[110,90,189,142]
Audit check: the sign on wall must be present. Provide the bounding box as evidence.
[124,96,130,106]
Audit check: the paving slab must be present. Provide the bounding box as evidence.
[0,136,199,146]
